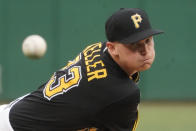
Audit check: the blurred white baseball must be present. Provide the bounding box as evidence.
[22,34,47,59]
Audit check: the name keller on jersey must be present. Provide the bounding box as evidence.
[43,42,108,100]
[83,42,107,82]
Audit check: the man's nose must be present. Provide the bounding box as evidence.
[139,44,148,56]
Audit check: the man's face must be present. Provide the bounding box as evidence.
[108,36,155,75]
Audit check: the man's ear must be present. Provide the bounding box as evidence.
[106,42,118,56]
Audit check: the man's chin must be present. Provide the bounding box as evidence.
[138,63,152,71]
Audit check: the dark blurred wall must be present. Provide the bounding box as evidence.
[0,0,195,100]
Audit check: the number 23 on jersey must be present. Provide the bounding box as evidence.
[43,66,82,100]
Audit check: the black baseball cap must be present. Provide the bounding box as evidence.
[105,8,163,44]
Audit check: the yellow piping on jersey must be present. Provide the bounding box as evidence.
[132,111,139,131]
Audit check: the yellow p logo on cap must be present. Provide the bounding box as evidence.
[131,13,142,29]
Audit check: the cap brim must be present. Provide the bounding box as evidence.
[119,29,164,44]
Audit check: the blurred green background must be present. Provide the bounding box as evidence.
[0,0,195,130]
[137,102,196,131]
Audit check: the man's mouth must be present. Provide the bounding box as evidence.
[143,58,152,63]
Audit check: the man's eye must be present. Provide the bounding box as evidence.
[145,38,151,44]
[128,44,141,51]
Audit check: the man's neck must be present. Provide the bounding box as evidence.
[107,49,137,76]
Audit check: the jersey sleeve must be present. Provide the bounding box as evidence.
[94,94,139,131]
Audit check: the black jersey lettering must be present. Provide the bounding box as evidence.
[83,42,107,82]
[43,66,82,100]
[85,54,100,65]
[84,49,101,61]
[86,60,105,72]
[83,43,102,56]
[87,68,107,81]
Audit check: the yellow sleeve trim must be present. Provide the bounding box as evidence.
[132,111,139,131]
